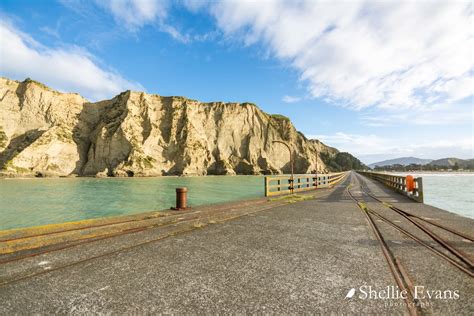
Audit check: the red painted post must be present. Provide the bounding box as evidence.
[406,175,415,192]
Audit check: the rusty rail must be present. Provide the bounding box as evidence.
[349,173,473,278]
[264,172,346,197]
[357,171,423,203]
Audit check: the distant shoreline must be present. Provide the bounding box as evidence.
[0,174,270,180]
[375,170,473,174]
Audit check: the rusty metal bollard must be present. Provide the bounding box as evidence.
[172,187,189,210]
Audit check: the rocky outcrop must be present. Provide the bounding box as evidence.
[0,77,341,177]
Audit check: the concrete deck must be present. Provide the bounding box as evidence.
[0,172,473,314]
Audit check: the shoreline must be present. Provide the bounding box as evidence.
[376,170,473,174]
[0,174,268,180]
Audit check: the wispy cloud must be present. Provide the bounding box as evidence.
[310,132,389,156]
[0,21,143,101]
[93,0,207,44]
[206,1,473,110]
[39,25,60,39]
[159,24,191,44]
[311,132,474,164]
[282,95,301,103]
[95,0,169,32]
[360,102,474,127]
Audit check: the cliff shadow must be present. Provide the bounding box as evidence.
[71,102,97,176]
[158,96,174,144]
[71,97,133,177]
[160,97,189,175]
[280,161,293,174]
[0,129,46,170]
[15,80,29,109]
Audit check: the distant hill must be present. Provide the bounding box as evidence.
[370,157,474,171]
[429,158,474,168]
[369,157,432,168]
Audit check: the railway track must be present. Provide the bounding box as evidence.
[347,172,473,315]
[1,187,338,287]
[0,198,271,244]
[0,200,289,286]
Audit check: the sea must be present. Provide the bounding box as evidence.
[392,172,473,219]
[0,173,472,230]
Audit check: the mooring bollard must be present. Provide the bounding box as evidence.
[172,187,188,210]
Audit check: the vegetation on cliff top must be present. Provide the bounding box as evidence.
[270,114,290,121]
[321,152,367,171]
[23,78,52,91]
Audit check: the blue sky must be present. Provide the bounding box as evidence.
[0,0,472,164]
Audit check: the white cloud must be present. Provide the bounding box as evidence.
[181,0,208,13]
[96,0,168,32]
[39,26,60,39]
[95,0,199,43]
[310,132,389,156]
[207,1,473,110]
[0,21,142,101]
[361,102,474,127]
[159,24,190,44]
[311,132,474,164]
[282,95,301,103]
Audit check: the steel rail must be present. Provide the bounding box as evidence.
[365,207,474,277]
[0,199,269,243]
[356,174,474,269]
[355,173,474,242]
[349,173,473,277]
[0,203,283,287]
[346,177,420,316]
[0,201,286,265]
[0,218,148,243]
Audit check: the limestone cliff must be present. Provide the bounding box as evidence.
[0,77,342,177]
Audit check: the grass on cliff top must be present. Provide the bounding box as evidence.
[270,114,290,121]
[269,194,315,203]
[23,78,52,90]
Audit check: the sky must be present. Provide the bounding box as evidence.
[0,0,472,164]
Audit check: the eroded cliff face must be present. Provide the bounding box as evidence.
[0,77,339,177]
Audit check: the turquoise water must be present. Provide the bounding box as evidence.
[0,176,264,230]
[0,173,472,231]
[394,173,474,219]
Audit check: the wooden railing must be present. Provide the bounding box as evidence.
[264,172,347,197]
[357,171,424,203]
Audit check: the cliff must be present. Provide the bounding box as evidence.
[0,77,344,177]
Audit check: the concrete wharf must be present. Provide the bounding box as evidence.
[0,171,472,314]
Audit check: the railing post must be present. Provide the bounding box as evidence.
[265,177,269,197]
[417,177,424,203]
